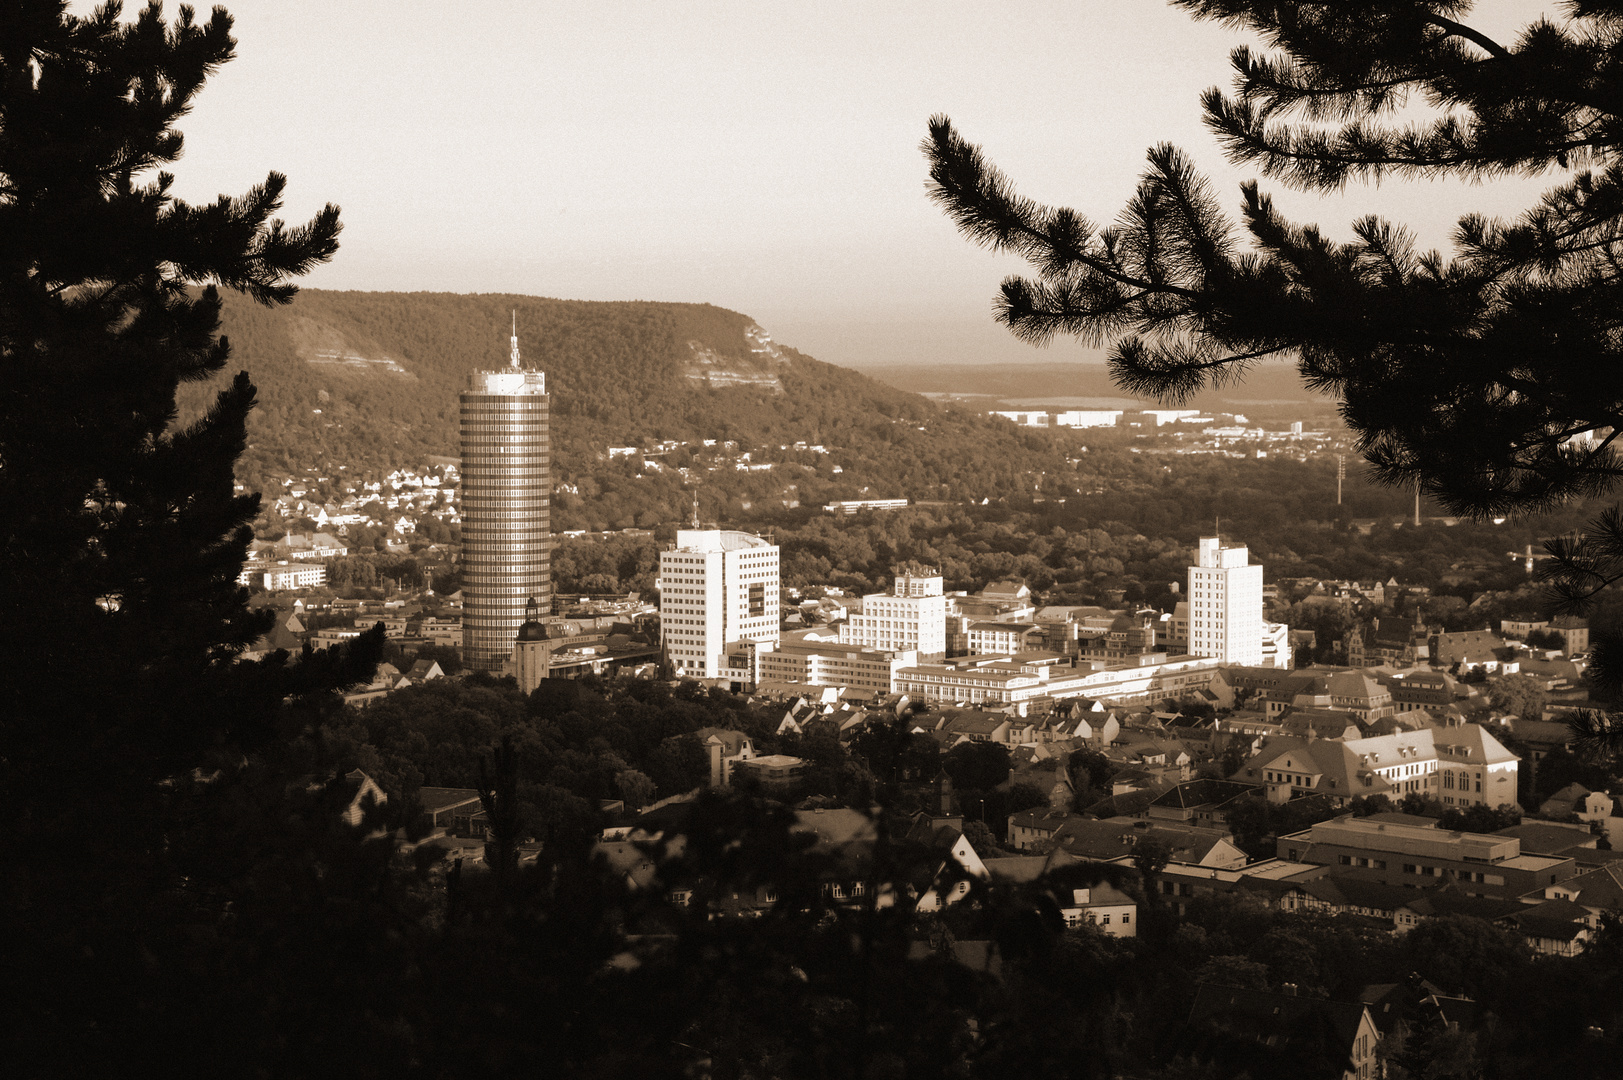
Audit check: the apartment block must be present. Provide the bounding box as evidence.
[659,529,779,679]
[1188,537,1264,666]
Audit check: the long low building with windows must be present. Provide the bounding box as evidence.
[755,633,917,697]
[894,654,1225,711]
[238,560,327,591]
[1275,816,1575,901]
[1230,723,1520,810]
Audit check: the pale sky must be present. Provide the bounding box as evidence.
[150,0,1557,367]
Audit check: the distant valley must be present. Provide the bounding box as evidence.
[860,360,1339,423]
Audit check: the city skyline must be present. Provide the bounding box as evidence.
[148,0,1555,369]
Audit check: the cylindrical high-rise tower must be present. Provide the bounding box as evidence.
[460,319,549,671]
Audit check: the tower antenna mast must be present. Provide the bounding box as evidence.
[509,310,520,368]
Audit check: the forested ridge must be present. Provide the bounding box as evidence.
[189,289,1073,504]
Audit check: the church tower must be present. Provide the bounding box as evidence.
[511,596,553,694]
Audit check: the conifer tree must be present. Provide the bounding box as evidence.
[925,1,1623,521]
[0,1,357,773]
[0,8,392,1072]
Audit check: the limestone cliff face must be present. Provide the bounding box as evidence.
[288,315,417,380]
[682,323,787,392]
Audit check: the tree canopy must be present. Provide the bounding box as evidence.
[0,0,355,760]
[1,5,381,1070]
[925,0,1623,520]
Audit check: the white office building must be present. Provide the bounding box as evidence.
[838,567,947,662]
[659,529,780,679]
[1187,537,1264,666]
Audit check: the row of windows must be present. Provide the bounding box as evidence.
[459,418,549,426]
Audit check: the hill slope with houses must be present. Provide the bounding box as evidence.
[186,289,1075,513]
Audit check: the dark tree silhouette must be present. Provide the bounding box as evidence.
[925,2,1623,520]
[0,6,377,1074]
[1,1,347,765]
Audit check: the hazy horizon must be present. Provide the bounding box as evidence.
[129,0,1563,369]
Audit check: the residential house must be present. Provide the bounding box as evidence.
[1542,863,1623,927]
[1351,616,1428,668]
[935,708,1013,745]
[1378,669,1464,712]
[1505,898,1595,956]
[1322,671,1395,721]
[1431,630,1508,671]
[909,818,992,913]
[1007,806,1076,851]
[1539,782,1614,822]
[1052,817,1248,870]
[1143,779,1259,828]
[1357,977,1478,1042]
[696,728,757,787]
[333,769,387,828]
[1550,614,1591,655]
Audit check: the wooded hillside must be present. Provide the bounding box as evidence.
[189,290,1069,503]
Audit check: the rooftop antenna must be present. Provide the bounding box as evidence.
[691,490,700,529]
[509,310,520,368]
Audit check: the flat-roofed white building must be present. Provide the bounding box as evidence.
[238,560,327,591]
[1188,537,1264,666]
[757,632,915,696]
[659,529,779,679]
[990,410,1049,426]
[896,654,1224,712]
[839,567,947,661]
[1053,410,1122,428]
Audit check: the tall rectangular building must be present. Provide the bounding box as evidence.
[839,567,947,661]
[1187,537,1263,666]
[460,324,549,671]
[659,529,779,678]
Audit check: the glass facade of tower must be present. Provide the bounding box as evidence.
[460,369,549,671]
